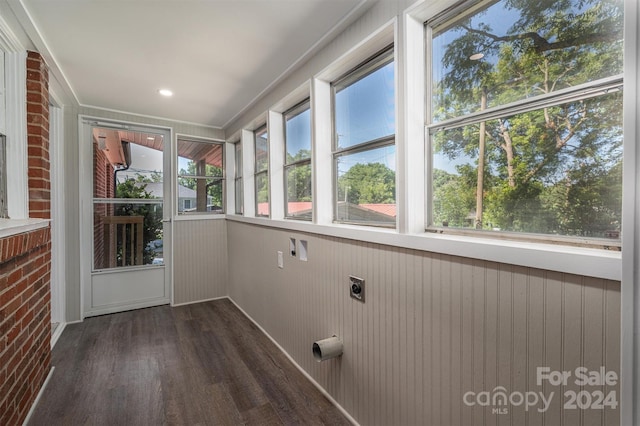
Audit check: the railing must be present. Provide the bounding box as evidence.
[103,215,144,268]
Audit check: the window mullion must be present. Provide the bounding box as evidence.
[429,74,623,133]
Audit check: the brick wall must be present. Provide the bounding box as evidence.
[26,51,50,220]
[93,141,115,268]
[0,228,51,425]
[0,51,52,426]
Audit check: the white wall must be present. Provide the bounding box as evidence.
[227,220,620,426]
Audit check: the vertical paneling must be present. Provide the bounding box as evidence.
[173,219,228,305]
[227,221,621,426]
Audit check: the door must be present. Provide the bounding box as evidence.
[81,119,172,317]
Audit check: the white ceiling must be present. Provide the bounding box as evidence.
[19,0,370,128]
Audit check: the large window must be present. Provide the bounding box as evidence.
[333,47,396,226]
[427,0,623,247]
[284,100,312,220]
[254,125,269,217]
[0,50,6,218]
[234,141,243,215]
[177,138,224,215]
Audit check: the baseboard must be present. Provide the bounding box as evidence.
[226,297,359,426]
[22,366,55,426]
[171,295,228,308]
[51,323,66,348]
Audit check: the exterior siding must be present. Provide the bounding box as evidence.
[173,219,228,305]
[227,221,620,426]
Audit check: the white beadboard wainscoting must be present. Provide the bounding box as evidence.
[173,218,228,305]
[227,220,620,426]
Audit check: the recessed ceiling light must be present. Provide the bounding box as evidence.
[158,89,173,97]
[469,53,484,61]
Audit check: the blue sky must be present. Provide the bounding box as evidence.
[335,61,394,152]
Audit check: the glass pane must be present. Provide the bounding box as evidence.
[336,145,396,225]
[235,142,242,177]
[93,128,164,198]
[431,0,623,122]
[285,105,311,163]
[93,202,164,269]
[177,177,224,214]
[177,139,223,177]
[255,171,269,217]
[255,127,269,172]
[235,177,243,215]
[431,91,622,239]
[335,59,394,149]
[285,163,312,220]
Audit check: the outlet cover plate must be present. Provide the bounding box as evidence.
[349,275,365,302]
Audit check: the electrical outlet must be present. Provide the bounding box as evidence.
[349,275,364,302]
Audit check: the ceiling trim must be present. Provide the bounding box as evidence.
[8,0,78,105]
[221,0,374,129]
[80,104,225,131]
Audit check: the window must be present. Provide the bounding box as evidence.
[177,138,224,215]
[284,100,312,220]
[254,125,269,217]
[332,47,396,226]
[427,0,623,247]
[234,141,243,215]
[0,50,6,218]
[0,135,6,218]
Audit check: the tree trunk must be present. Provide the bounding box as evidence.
[475,88,487,229]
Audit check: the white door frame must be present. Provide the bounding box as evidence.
[49,104,65,340]
[78,116,173,318]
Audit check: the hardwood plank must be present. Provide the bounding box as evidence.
[28,300,349,426]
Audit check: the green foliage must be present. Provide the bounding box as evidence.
[431,0,623,239]
[337,162,395,205]
[178,160,223,208]
[115,176,162,265]
[286,150,312,204]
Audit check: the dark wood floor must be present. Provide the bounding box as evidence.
[29,299,350,426]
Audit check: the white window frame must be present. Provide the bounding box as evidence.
[175,135,226,218]
[254,124,269,218]
[0,15,46,237]
[234,141,243,215]
[424,0,623,250]
[283,98,312,220]
[331,45,396,227]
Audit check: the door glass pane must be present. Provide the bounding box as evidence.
[93,202,164,269]
[93,128,165,270]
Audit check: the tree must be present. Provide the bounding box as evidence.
[432,0,623,238]
[337,162,395,205]
[286,149,312,203]
[178,160,223,208]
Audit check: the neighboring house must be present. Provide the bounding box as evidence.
[139,182,212,212]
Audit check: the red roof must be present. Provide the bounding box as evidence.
[257,202,395,217]
[287,202,312,214]
[359,204,396,217]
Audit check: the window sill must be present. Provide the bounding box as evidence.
[0,218,50,239]
[174,214,226,222]
[225,215,621,281]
